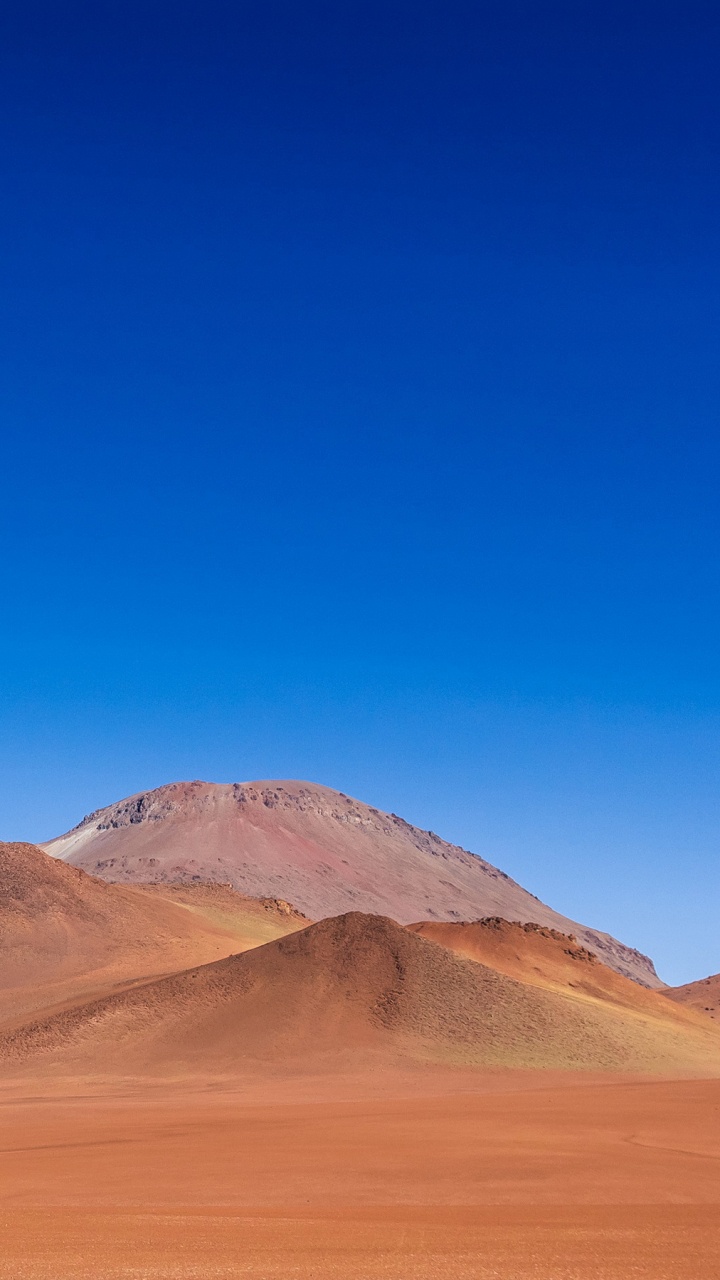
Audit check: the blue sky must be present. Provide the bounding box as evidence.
[1,1,719,984]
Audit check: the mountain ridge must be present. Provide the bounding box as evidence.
[43,779,661,987]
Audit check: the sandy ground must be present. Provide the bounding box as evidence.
[1,1068,719,1278]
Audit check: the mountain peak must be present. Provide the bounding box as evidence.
[43,779,661,988]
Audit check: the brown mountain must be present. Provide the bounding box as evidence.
[3,912,717,1078]
[0,840,305,1025]
[43,779,661,987]
[664,973,720,1022]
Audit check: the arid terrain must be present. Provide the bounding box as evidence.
[666,970,720,1021]
[43,779,661,985]
[2,813,720,1279]
[2,1071,720,1279]
[0,839,307,1026]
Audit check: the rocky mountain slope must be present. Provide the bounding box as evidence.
[43,779,661,987]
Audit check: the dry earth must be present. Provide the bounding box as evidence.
[408,917,688,1017]
[3,911,718,1077]
[0,841,306,1025]
[666,971,720,1021]
[43,779,661,985]
[3,839,720,1277]
[1,1070,719,1279]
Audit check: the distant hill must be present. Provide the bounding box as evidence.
[665,973,720,1022]
[407,918,678,1018]
[3,912,716,1078]
[43,779,661,987]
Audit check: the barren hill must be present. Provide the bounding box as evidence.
[43,779,660,987]
[665,973,720,1022]
[406,919,685,1020]
[3,912,717,1078]
[0,840,305,1023]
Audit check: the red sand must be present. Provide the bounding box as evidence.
[0,841,304,1024]
[1,1070,719,1278]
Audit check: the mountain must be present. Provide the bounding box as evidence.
[43,779,661,987]
[0,840,305,1024]
[3,912,717,1078]
[664,973,720,1022]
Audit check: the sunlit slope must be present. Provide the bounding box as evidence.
[0,841,305,1024]
[3,912,718,1078]
[44,779,661,986]
[407,917,711,1029]
[665,973,720,1022]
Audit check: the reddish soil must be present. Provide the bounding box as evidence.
[0,841,305,1024]
[4,912,718,1077]
[1,1071,719,1278]
[666,971,720,1021]
[3,841,720,1277]
[407,917,685,1016]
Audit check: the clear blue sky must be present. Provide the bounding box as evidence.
[2,1,719,984]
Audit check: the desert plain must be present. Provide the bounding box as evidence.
[2,782,720,1278]
[3,1069,720,1279]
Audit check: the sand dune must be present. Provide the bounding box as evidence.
[3,911,718,1078]
[43,779,661,986]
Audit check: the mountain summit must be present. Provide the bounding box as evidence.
[44,779,660,987]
